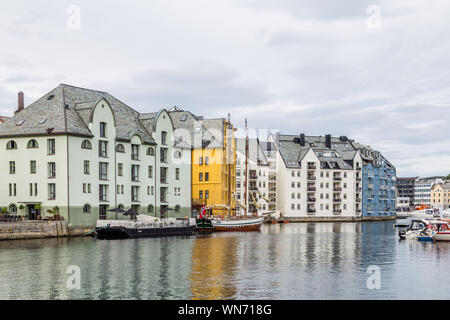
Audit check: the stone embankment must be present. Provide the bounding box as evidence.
[0,221,93,240]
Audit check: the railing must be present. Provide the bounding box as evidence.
[307,165,316,170]
[356,198,362,202]
[333,176,342,181]
[307,176,316,180]
[307,209,316,214]
[333,210,342,214]
[307,198,316,202]
[333,198,342,202]
[333,187,342,191]
[97,219,191,229]
[307,187,316,191]
[356,177,361,181]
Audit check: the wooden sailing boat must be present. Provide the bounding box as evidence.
[211,117,264,231]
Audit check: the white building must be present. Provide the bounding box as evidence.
[0,85,191,226]
[396,196,410,211]
[414,177,444,206]
[268,133,363,218]
[235,138,270,214]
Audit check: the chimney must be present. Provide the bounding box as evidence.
[300,133,305,147]
[325,134,331,149]
[17,91,24,112]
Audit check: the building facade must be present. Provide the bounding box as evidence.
[352,144,396,218]
[396,177,416,209]
[430,182,450,210]
[169,108,236,216]
[0,85,191,226]
[235,138,270,215]
[414,177,444,206]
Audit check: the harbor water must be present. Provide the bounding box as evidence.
[1,220,449,300]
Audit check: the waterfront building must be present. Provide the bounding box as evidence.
[396,196,410,211]
[0,85,191,226]
[235,138,270,214]
[268,133,396,218]
[168,108,236,216]
[430,182,450,210]
[414,177,444,206]
[268,133,363,218]
[350,143,397,218]
[260,141,278,213]
[396,177,416,208]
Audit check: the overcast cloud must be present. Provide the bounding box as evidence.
[1,0,449,177]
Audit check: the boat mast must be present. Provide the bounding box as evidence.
[227,113,232,219]
[244,118,249,216]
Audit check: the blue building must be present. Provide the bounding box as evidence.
[359,149,396,217]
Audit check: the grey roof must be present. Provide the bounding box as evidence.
[276,134,385,170]
[236,138,269,166]
[0,84,155,144]
[168,109,225,149]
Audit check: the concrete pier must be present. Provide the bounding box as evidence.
[0,221,93,240]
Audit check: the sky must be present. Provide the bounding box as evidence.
[0,0,449,177]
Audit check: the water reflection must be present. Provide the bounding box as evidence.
[0,221,450,299]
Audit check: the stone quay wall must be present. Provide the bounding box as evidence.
[0,221,93,240]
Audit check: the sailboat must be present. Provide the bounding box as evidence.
[211,117,264,231]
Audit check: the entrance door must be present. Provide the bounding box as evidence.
[99,205,107,220]
[27,205,36,220]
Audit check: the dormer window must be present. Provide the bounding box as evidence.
[6,140,17,150]
[81,140,92,149]
[116,144,125,153]
[27,139,39,149]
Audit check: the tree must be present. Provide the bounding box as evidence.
[446,173,450,180]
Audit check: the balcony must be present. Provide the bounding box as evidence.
[333,176,342,181]
[356,177,362,181]
[307,164,316,170]
[307,198,316,203]
[160,177,167,184]
[307,186,316,191]
[307,176,316,181]
[356,197,362,202]
[356,209,362,213]
[307,209,316,215]
[192,198,206,206]
[368,184,374,189]
[333,209,342,215]
[333,198,342,203]
[333,187,342,192]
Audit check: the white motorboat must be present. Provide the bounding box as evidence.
[398,219,431,240]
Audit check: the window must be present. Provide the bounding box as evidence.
[34,183,37,196]
[199,157,203,165]
[48,162,56,178]
[205,172,209,181]
[148,166,153,178]
[47,139,55,155]
[131,165,139,182]
[118,163,123,176]
[160,148,168,163]
[99,162,108,180]
[84,160,90,175]
[30,160,36,174]
[83,204,91,214]
[131,144,139,160]
[99,141,108,157]
[116,144,125,153]
[160,167,167,183]
[205,190,209,199]
[147,147,155,156]
[100,122,106,137]
[9,183,16,196]
[27,139,39,149]
[48,183,56,200]
[199,173,203,181]
[147,204,154,213]
[81,140,92,149]
[151,186,154,195]
[6,140,17,150]
[9,161,15,174]
[199,190,203,199]
[174,150,182,158]
[99,185,108,201]
[205,156,209,165]
[175,168,180,180]
[161,131,167,145]
[83,183,87,193]
[175,205,180,213]
[131,186,139,202]
[9,204,17,213]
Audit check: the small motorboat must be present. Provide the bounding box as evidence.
[195,217,215,233]
[428,220,450,241]
[398,219,431,240]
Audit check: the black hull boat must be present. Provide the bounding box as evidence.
[195,218,215,233]
[95,218,196,240]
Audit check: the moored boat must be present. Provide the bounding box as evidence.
[398,219,430,240]
[95,217,196,240]
[211,216,264,231]
[429,220,450,241]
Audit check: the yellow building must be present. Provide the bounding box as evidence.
[431,182,450,209]
[169,108,236,216]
